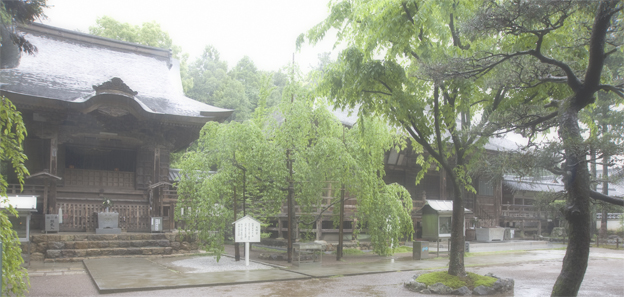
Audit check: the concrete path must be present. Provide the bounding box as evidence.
[77,241,618,294]
[83,257,308,293]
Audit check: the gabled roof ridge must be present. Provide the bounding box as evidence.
[22,22,172,60]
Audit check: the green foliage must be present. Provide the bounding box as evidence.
[332,248,364,255]
[0,96,29,296]
[177,74,413,259]
[392,245,413,254]
[185,46,287,122]
[0,0,47,55]
[89,16,181,57]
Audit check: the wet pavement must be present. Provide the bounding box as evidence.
[25,241,624,296]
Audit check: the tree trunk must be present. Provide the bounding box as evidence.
[551,107,590,297]
[447,168,465,276]
[234,185,240,261]
[600,154,609,239]
[337,184,345,261]
[287,150,295,263]
[589,147,597,239]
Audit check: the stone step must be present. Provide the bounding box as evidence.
[43,239,172,250]
[42,252,195,263]
[46,246,173,259]
[31,233,183,243]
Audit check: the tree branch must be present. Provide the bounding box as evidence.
[598,84,624,99]
[590,190,624,206]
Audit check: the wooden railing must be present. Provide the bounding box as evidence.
[64,169,134,189]
[5,184,45,195]
[57,202,150,232]
[473,205,497,227]
[501,204,544,219]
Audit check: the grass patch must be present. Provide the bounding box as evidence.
[393,246,413,253]
[332,248,365,255]
[254,246,286,253]
[591,244,622,250]
[465,250,527,257]
[415,271,497,290]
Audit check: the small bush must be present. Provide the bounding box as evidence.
[393,246,413,253]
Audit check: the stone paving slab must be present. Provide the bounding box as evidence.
[83,257,309,293]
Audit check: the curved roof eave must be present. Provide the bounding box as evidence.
[1,90,233,125]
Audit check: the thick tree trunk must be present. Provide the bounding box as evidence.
[551,2,618,295]
[551,107,590,297]
[448,169,465,276]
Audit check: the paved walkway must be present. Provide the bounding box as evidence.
[27,240,623,294]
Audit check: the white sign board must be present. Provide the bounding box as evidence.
[233,215,261,243]
[1,196,37,211]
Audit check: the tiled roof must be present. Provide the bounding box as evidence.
[0,23,232,123]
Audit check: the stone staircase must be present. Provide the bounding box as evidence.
[28,233,199,262]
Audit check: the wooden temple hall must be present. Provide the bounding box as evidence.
[0,24,232,232]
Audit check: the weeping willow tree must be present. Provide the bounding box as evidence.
[176,76,414,261]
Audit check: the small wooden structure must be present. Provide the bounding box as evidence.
[420,200,472,241]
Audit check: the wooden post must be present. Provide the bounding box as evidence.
[278,219,283,239]
[153,147,161,216]
[49,132,58,214]
[316,219,322,240]
[43,179,49,215]
[50,132,58,175]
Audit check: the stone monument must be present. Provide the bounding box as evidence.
[97,199,121,234]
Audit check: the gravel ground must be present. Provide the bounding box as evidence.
[170,256,273,273]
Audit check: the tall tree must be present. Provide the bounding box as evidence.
[299,0,534,276]
[455,2,623,295]
[230,56,261,110]
[176,76,413,261]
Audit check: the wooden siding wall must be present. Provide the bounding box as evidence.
[64,169,134,188]
[135,147,153,190]
[57,202,150,232]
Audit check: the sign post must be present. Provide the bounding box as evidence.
[232,215,261,266]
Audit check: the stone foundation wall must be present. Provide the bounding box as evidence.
[25,233,200,262]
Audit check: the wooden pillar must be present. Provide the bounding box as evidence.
[49,132,58,214]
[50,132,58,175]
[153,147,161,216]
[43,179,49,215]
[278,219,283,239]
[494,182,501,226]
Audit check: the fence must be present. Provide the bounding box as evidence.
[57,202,150,232]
